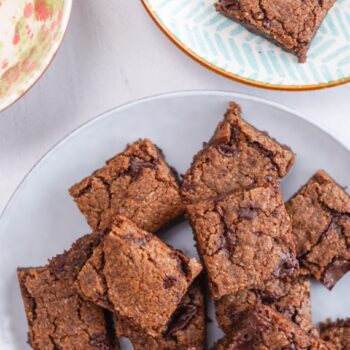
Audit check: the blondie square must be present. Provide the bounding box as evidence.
[186,185,298,300]
[70,139,183,233]
[215,0,337,63]
[74,215,202,337]
[181,102,295,203]
[213,304,334,349]
[286,170,350,289]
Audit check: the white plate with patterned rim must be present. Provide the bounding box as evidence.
[1,91,350,349]
[142,0,350,91]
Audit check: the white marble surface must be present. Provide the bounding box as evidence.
[0,0,349,214]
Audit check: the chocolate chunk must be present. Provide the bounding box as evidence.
[259,291,276,305]
[219,0,241,10]
[164,304,198,338]
[322,259,350,290]
[173,250,191,279]
[216,144,238,157]
[129,158,157,180]
[163,276,178,289]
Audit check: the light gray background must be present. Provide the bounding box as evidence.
[0,0,349,214]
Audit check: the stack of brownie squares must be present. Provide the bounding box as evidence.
[18,139,205,350]
[17,102,350,349]
[182,102,350,349]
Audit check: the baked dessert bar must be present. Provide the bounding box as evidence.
[213,303,334,349]
[215,272,313,334]
[70,139,183,233]
[186,185,298,299]
[74,215,202,337]
[181,102,295,204]
[286,170,350,289]
[215,0,337,63]
[17,266,117,350]
[114,281,206,350]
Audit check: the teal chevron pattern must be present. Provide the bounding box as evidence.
[145,0,350,87]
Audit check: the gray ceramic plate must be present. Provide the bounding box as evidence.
[1,91,350,349]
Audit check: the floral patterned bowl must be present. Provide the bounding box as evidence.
[0,0,72,111]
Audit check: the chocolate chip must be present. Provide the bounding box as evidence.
[75,183,92,197]
[219,0,241,10]
[259,291,276,305]
[322,259,350,290]
[129,158,157,180]
[164,304,198,338]
[173,251,190,278]
[216,144,238,157]
[273,251,298,278]
[163,276,178,289]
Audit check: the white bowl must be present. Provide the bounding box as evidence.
[0,0,72,111]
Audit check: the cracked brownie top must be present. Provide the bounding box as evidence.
[286,170,350,289]
[74,215,202,337]
[181,102,295,204]
[319,318,350,350]
[214,303,334,350]
[114,280,206,350]
[186,185,298,300]
[216,0,337,62]
[69,138,183,233]
[215,271,314,335]
[17,266,117,350]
